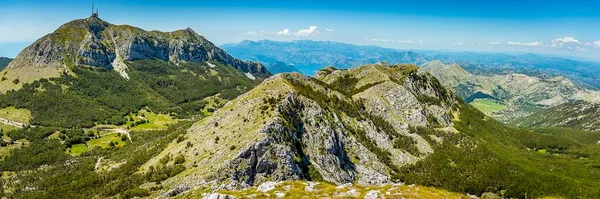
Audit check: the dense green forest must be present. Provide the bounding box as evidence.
[397,103,600,198]
[0,60,258,128]
[0,122,191,198]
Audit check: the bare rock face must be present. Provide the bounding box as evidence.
[146,64,461,189]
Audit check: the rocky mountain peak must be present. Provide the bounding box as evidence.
[0,17,270,92]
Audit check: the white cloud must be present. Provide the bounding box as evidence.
[244,31,263,36]
[325,28,334,32]
[295,26,319,36]
[371,38,422,44]
[489,42,503,45]
[593,41,600,48]
[550,36,581,47]
[371,38,392,42]
[276,29,290,36]
[507,41,544,47]
[452,42,464,46]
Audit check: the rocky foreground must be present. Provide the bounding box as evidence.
[175,181,477,199]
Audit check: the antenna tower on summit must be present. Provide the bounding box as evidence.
[91,0,99,17]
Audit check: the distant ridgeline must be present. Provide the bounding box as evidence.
[0,57,12,71]
[421,60,600,122]
[0,16,270,128]
[221,40,600,90]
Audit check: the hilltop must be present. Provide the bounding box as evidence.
[134,64,600,198]
[0,16,269,93]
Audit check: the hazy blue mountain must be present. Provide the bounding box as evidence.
[221,40,429,76]
[266,61,301,74]
[222,40,600,89]
[420,51,600,89]
[0,57,12,71]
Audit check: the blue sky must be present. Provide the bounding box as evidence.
[1,0,600,60]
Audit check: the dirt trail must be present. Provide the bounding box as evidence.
[0,118,29,128]
[94,157,104,171]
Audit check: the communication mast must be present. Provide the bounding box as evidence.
[91,0,99,17]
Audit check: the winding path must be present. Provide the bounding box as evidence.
[94,157,104,171]
[0,118,29,128]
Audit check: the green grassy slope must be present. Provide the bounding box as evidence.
[398,103,600,198]
[469,99,506,114]
[515,101,600,132]
[0,60,259,128]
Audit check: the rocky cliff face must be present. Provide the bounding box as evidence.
[1,16,269,92]
[142,64,460,191]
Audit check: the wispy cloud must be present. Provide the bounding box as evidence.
[276,29,290,36]
[325,28,334,32]
[507,41,544,46]
[489,42,503,45]
[244,31,263,36]
[245,26,324,37]
[397,40,416,43]
[452,42,464,46]
[295,26,319,36]
[371,38,421,44]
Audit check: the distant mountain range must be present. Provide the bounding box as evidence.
[221,40,429,76]
[222,40,600,90]
[422,61,600,121]
[266,61,301,74]
[0,57,11,71]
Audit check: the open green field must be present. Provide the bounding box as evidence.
[67,132,128,155]
[87,133,126,149]
[68,144,89,156]
[470,99,506,114]
[128,109,177,131]
[0,107,31,123]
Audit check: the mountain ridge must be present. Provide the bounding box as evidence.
[0,16,271,127]
[0,16,269,93]
[221,39,600,89]
[516,101,600,132]
[135,64,600,198]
